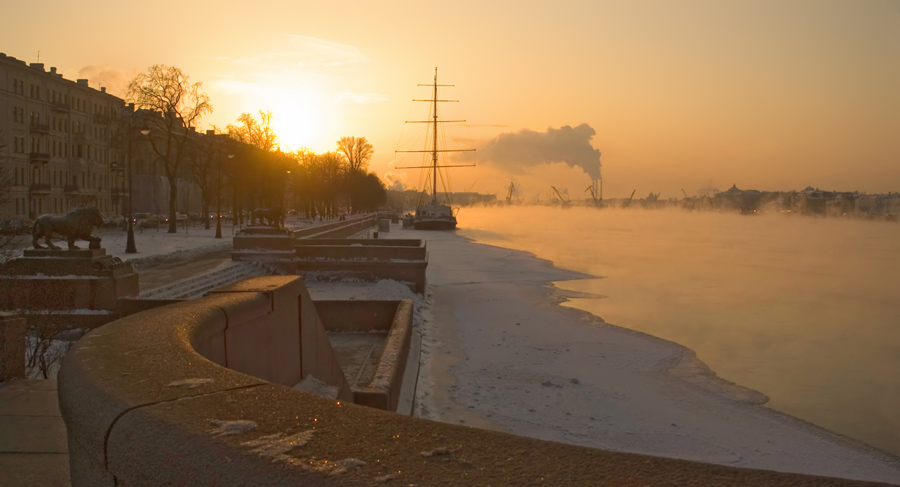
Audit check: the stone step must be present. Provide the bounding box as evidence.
[140,262,269,300]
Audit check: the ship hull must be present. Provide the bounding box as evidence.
[413,218,457,230]
[413,201,457,230]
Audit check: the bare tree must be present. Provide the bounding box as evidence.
[337,136,374,172]
[127,65,212,233]
[227,111,281,209]
[229,111,277,152]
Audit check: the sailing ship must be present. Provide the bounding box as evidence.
[397,68,474,230]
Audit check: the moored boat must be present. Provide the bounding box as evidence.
[397,68,474,231]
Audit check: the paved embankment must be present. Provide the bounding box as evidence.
[0,378,70,487]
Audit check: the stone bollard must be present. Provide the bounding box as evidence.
[0,312,26,380]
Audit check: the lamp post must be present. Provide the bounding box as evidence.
[126,125,151,254]
[224,153,235,234]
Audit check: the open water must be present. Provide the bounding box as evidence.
[455,205,900,457]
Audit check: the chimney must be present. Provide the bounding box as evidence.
[100,87,106,93]
[30,63,45,71]
[77,79,88,86]
[50,67,57,74]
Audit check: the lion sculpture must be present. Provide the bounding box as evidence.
[250,205,284,228]
[32,206,104,250]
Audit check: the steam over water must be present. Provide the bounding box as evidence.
[456,206,900,456]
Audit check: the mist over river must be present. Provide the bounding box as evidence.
[454,205,900,456]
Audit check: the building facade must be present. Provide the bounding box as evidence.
[1,52,128,221]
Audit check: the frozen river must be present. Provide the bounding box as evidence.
[455,205,900,457]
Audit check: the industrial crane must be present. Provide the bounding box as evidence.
[550,186,570,205]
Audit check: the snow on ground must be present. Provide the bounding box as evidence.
[399,227,900,484]
[4,217,318,270]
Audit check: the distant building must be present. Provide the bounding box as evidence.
[0,52,126,219]
[716,184,761,212]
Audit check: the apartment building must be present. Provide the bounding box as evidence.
[1,52,126,220]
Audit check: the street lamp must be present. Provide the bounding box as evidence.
[126,125,150,254]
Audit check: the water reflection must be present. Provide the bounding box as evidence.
[457,206,900,456]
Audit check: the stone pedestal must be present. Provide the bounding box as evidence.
[0,249,139,328]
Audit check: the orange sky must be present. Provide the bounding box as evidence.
[4,0,898,199]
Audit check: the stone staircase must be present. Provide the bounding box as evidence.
[139,261,270,300]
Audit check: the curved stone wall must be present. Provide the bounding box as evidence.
[59,275,866,486]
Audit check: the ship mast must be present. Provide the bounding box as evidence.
[431,69,439,203]
[396,67,475,204]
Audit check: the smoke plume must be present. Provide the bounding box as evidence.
[77,64,135,97]
[479,124,602,180]
[382,165,408,191]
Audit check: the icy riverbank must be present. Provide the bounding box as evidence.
[407,228,900,484]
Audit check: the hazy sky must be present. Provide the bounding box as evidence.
[3,0,898,198]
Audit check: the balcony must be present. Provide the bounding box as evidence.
[29,183,51,194]
[93,113,111,124]
[29,122,50,134]
[50,101,70,112]
[64,184,80,194]
[73,130,89,142]
[29,152,50,163]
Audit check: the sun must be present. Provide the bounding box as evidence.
[268,89,339,154]
[214,74,341,154]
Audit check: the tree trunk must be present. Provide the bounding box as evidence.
[168,179,178,233]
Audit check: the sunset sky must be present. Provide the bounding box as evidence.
[3,0,898,199]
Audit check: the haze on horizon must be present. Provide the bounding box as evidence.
[4,0,897,199]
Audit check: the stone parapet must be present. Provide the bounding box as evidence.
[295,238,428,294]
[292,215,377,239]
[57,275,868,486]
[232,226,296,252]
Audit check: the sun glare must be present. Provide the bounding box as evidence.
[271,104,337,154]
[220,75,340,154]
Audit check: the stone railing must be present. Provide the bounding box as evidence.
[59,275,859,486]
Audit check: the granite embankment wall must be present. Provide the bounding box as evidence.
[293,215,378,239]
[295,239,428,294]
[58,275,880,486]
[316,300,414,412]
